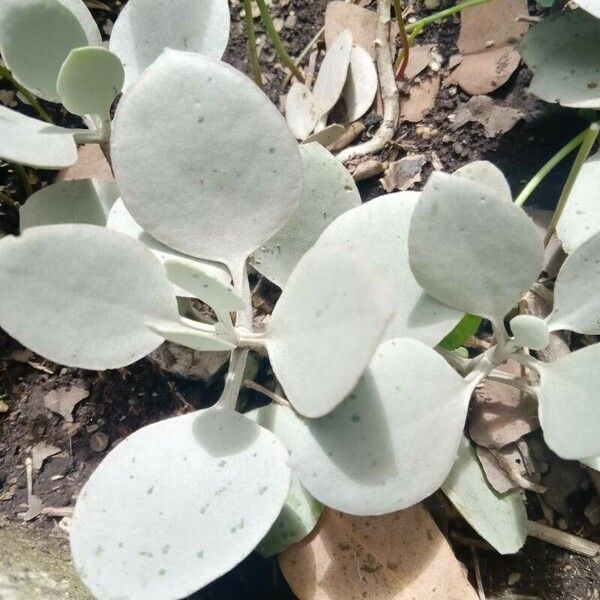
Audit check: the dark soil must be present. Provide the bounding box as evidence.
[1,0,599,599]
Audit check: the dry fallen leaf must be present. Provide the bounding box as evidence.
[404,44,436,80]
[303,124,346,149]
[451,0,529,95]
[476,446,518,494]
[401,74,441,123]
[44,385,89,422]
[19,494,43,522]
[56,144,113,182]
[380,154,426,192]
[452,96,521,138]
[280,506,478,600]
[31,441,61,471]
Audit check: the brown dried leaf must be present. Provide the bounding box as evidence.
[19,494,43,522]
[452,96,520,138]
[380,154,426,192]
[452,0,529,95]
[56,144,113,182]
[404,44,436,81]
[280,506,478,600]
[44,385,89,422]
[476,446,517,494]
[31,441,61,471]
[400,74,441,123]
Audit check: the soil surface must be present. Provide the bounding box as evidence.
[0,0,599,599]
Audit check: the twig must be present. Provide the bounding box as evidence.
[281,26,324,90]
[243,0,263,86]
[527,521,600,557]
[13,163,32,198]
[42,506,74,518]
[244,380,291,408]
[336,0,399,163]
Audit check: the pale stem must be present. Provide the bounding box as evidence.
[99,116,113,167]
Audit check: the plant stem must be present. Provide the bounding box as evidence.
[0,189,20,211]
[405,0,492,33]
[544,122,600,245]
[0,65,53,124]
[13,163,32,198]
[514,130,588,208]
[255,0,305,83]
[393,0,410,79]
[243,0,263,86]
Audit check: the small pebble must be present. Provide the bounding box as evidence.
[0,400,9,413]
[90,432,109,453]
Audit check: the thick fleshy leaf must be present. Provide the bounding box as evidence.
[246,404,322,557]
[549,232,600,334]
[267,243,393,418]
[250,143,360,288]
[510,314,549,350]
[317,191,462,346]
[453,160,512,202]
[312,29,353,118]
[556,150,600,253]
[441,437,527,554]
[20,179,118,230]
[109,0,230,91]
[576,0,600,18]
[107,198,231,298]
[285,83,318,140]
[409,172,544,321]
[537,343,600,459]
[288,338,473,515]
[0,0,88,102]
[112,50,302,268]
[439,314,481,350]
[57,47,124,117]
[71,408,291,600]
[340,45,378,123]
[0,225,178,370]
[519,9,600,109]
[0,106,77,169]
[57,0,101,44]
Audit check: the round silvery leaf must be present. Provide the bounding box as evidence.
[267,242,394,418]
[0,224,179,370]
[246,404,323,557]
[0,0,88,102]
[57,47,124,117]
[317,191,462,346]
[510,314,550,351]
[250,143,360,288]
[340,45,377,123]
[556,150,600,253]
[0,106,77,169]
[312,29,353,118]
[537,343,600,459]
[288,338,473,515]
[57,0,101,44]
[409,172,544,321]
[453,161,512,203]
[20,179,118,230]
[576,0,600,18]
[109,0,230,91]
[285,82,318,140]
[71,408,291,600]
[107,198,231,298]
[519,9,600,109]
[549,232,600,334]
[441,437,527,555]
[112,50,302,268]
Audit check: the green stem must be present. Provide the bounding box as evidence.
[405,0,492,33]
[544,122,600,245]
[514,129,588,208]
[13,163,32,198]
[243,0,263,86]
[0,189,20,211]
[255,0,305,83]
[0,65,53,124]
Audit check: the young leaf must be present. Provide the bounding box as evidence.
[109,0,230,91]
[0,225,179,370]
[510,314,549,350]
[250,143,360,288]
[0,106,77,169]
[246,404,323,557]
[0,0,88,102]
[57,47,124,117]
[312,29,353,118]
[556,150,600,253]
[20,179,118,229]
[409,172,544,322]
[107,198,231,299]
[548,231,600,334]
[288,338,473,515]
[340,45,378,124]
[71,408,291,600]
[112,50,302,269]
[453,160,512,203]
[438,314,481,351]
[267,242,394,418]
[519,9,600,109]
[441,437,527,554]
[57,0,102,44]
[536,343,600,459]
[317,191,462,346]
[285,83,318,140]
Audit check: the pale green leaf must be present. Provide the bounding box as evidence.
[340,45,377,123]
[71,408,291,600]
[453,161,512,203]
[285,82,318,140]
[510,314,550,350]
[57,0,101,44]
